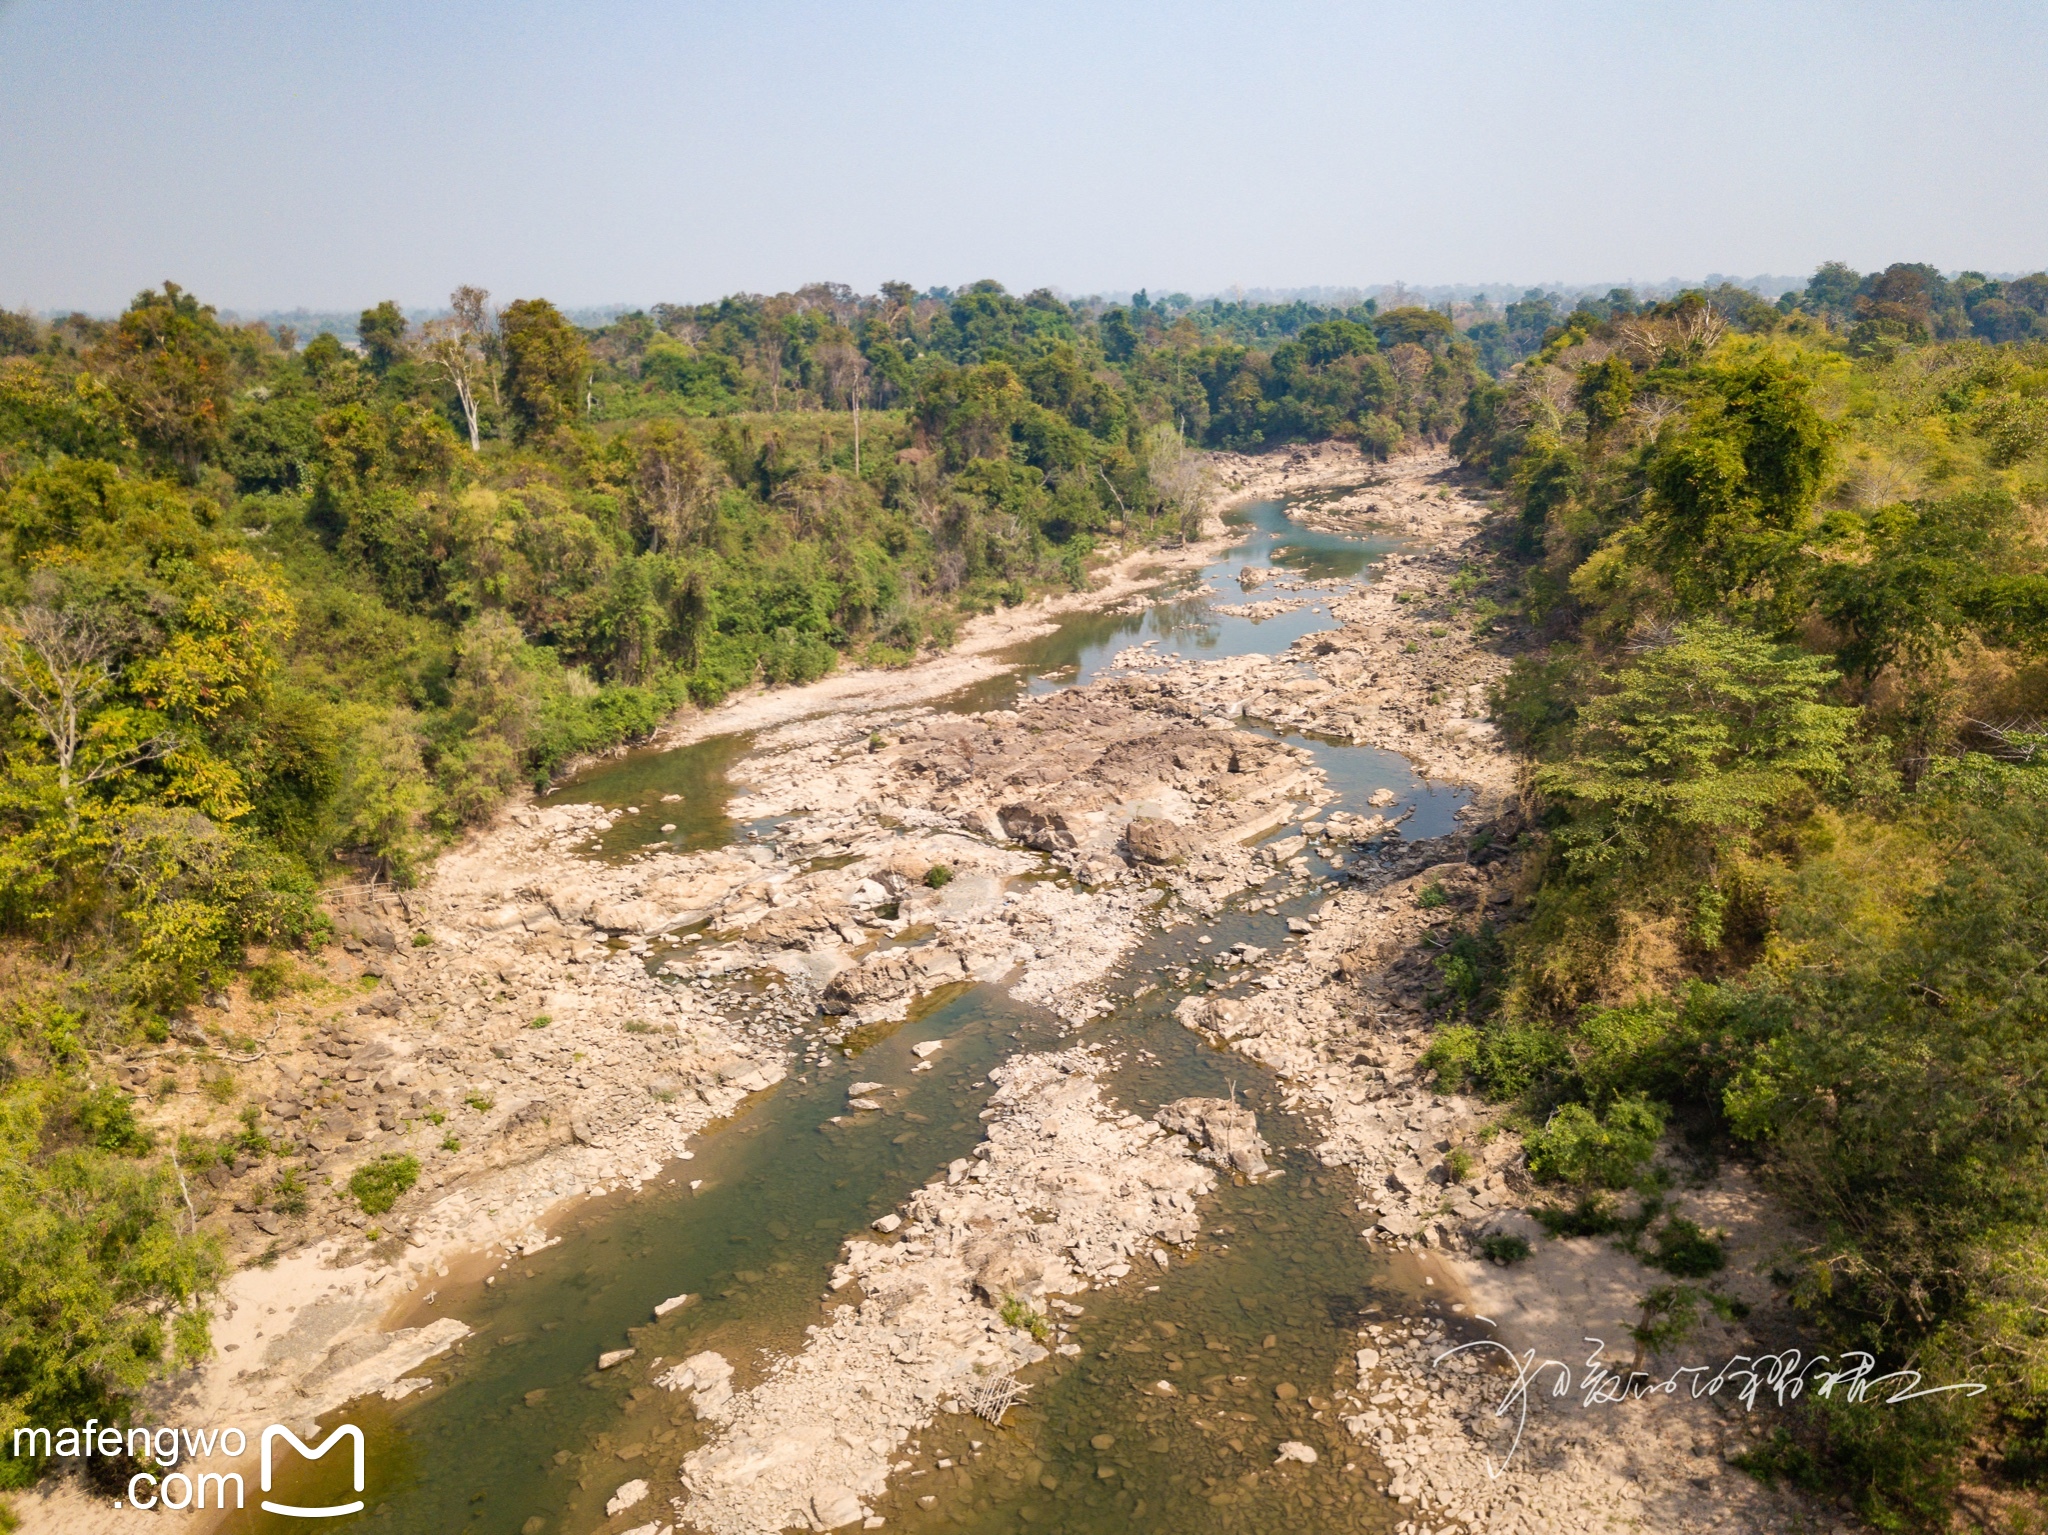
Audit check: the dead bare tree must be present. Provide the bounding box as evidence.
[450,285,501,410]
[0,605,176,826]
[632,425,716,550]
[1145,422,1213,543]
[819,342,870,474]
[422,319,485,450]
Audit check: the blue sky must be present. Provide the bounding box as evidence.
[1,0,2042,311]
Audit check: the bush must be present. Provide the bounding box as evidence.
[247,955,302,1001]
[269,1168,307,1217]
[1525,1096,1664,1189]
[1533,1194,1632,1238]
[1480,1233,1532,1264]
[924,864,953,889]
[1420,1023,1568,1100]
[1737,1393,1973,1530]
[1645,1215,1726,1278]
[347,1153,419,1215]
[999,1295,1049,1341]
[74,1083,152,1155]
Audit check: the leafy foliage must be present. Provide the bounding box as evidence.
[1451,262,2048,1520]
[347,1153,420,1215]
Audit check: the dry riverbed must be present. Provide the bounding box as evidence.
[25,446,1835,1535]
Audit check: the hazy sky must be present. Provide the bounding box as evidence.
[3,0,2043,312]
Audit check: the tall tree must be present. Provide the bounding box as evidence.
[819,341,869,473]
[357,300,409,373]
[498,299,588,442]
[450,284,501,410]
[422,317,486,451]
[95,283,231,476]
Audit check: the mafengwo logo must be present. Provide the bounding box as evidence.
[257,1424,366,1518]
[10,1420,364,1515]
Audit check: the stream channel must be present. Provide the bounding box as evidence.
[232,488,1473,1535]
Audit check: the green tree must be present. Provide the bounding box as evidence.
[500,299,589,441]
[1575,354,1634,437]
[95,284,232,476]
[1640,352,1834,615]
[0,1080,224,1482]
[1536,620,1857,876]
[356,300,409,374]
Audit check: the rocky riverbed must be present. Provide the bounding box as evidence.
[664,1049,1255,1535]
[29,445,1834,1535]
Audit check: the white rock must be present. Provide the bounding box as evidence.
[606,1478,649,1515]
[871,1213,902,1233]
[813,1485,864,1529]
[598,1347,635,1369]
[654,1293,694,1318]
[1275,1441,1318,1465]
[911,1040,944,1058]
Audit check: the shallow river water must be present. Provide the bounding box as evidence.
[234,490,1473,1535]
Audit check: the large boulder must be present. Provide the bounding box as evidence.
[1156,1097,1270,1177]
[1124,816,1193,864]
[820,945,963,1012]
[997,800,1085,852]
[960,1229,1055,1302]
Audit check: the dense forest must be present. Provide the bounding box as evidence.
[1443,260,2048,1525]
[0,275,1492,1475]
[4,256,2046,1523]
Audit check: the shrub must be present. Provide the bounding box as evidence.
[1534,1195,1631,1238]
[1444,1147,1474,1183]
[269,1168,307,1217]
[74,1084,153,1155]
[999,1295,1049,1342]
[347,1154,419,1215]
[1420,1023,1568,1100]
[1646,1216,1726,1278]
[1416,882,1448,909]
[247,955,302,1001]
[1480,1233,1531,1264]
[1526,1096,1664,1189]
[924,865,953,889]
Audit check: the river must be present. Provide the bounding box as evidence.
[229,485,1472,1535]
